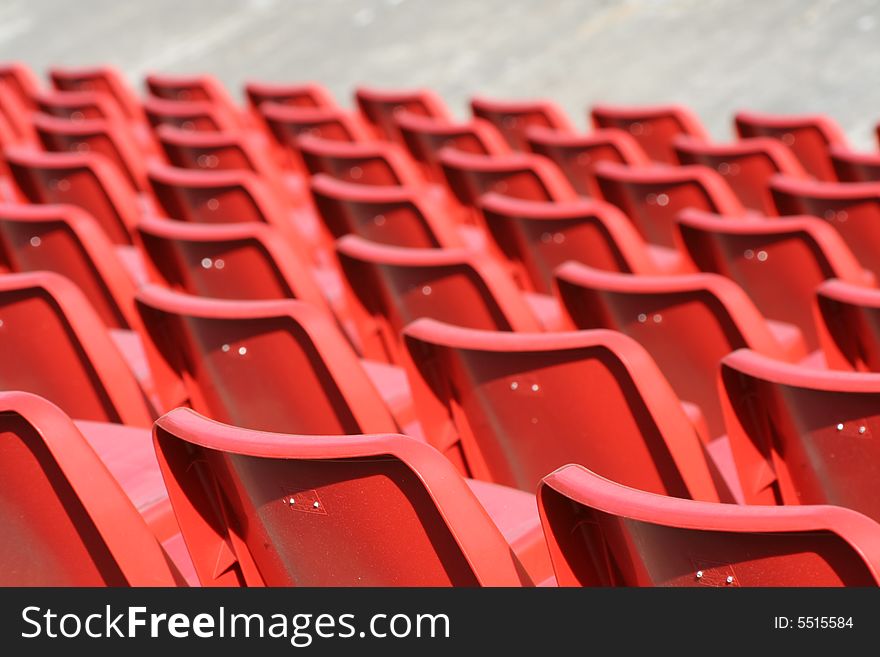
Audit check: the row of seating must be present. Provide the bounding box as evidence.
[3,61,880,586]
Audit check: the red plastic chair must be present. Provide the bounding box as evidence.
[154,407,546,586]
[0,61,40,109]
[310,173,465,248]
[815,279,880,371]
[525,126,651,197]
[396,112,511,181]
[0,391,181,586]
[135,216,329,312]
[49,66,143,122]
[259,103,374,150]
[555,263,805,438]
[0,203,141,330]
[335,235,545,363]
[147,72,239,114]
[33,113,148,191]
[770,175,880,279]
[34,89,127,123]
[676,209,871,351]
[438,148,579,210]
[296,134,425,187]
[0,271,153,425]
[143,96,238,133]
[673,136,809,215]
[402,319,720,500]
[355,86,452,143]
[593,161,746,248]
[539,463,880,586]
[0,85,36,147]
[735,110,848,182]
[720,348,880,520]
[245,80,337,111]
[471,96,575,151]
[830,146,880,183]
[135,284,398,433]
[479,193,688,295]
[591,104,711,164]
[4,145,140,245]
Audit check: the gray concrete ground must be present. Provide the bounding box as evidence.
[1,0,879,146]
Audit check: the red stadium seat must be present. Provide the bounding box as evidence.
[245,80,337,111]
[539,463,880,586]
[50,65,144,122]
[0,85,35,146]
[135,216,330,312]
[676,209,872,351]
[4,145,140,245]
[0,391,181,586]
[33,113,148,191]
[0,62,40,109]
[471,96,575,151]
[0,203,141,330]
[0,271,153,425]
[555,263,806,438]
[396,112,511,181]
[525,126,651,197]
[720,348,880,519]
[438,148,579,211]
[153,407,548,586]
[146,72,239,115]
[770,175,880,279]
[310,173,467,248]
[830,146,880,183]
[34,89,127,123]
[591,103,710,164]
[143,96,238,133]
[593,161,746,248]
[259,103,374,149]
[296,134,425,187]
[335,235,545,363]
[815,279,880,371]
[735,110,848,182]
[479,193,689,295]
[402,319,721,500]
[673,136,809,215]
[355,86,452,143]
[135,284,399,433]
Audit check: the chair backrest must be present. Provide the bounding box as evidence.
[153,407,530,586]
[135,284,397,433]
[310,173,463,248]
[0,271,152,425]
[673,135,809,215]
[34,89,128,123]
[355,86,452,143]
[0,203,139,329]
[676,209,869,350]
[538,463,880,586]
[297,134,424,186]
[593,161,745,248]
[720,348,880,519]
[143,96,238,133]
[336,235,542,362]
[146,72,239,116]
[245,80,337,111]
[591,104,711,164]
[396,112,511,181]
[815,279,880,372]
[0,61,40,109]
[438,148,579,208]
[0,391,179,586]
[769,175,880,279]
[830,146,880,183]
[402,319,719,500]
[49,65,143,122]
[555,263,796,438]
[259,103,374,151]
[470,96,575,151]
[4,145,139,245]
[135,216,328,311]
[146,162,291,232]
[479,192,661,294]
[735,110,848,182]
[0,84,36,143]
[33,113,147,191]
[525,126,651,197]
